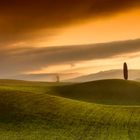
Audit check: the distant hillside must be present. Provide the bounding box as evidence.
[3,69,140,82]
[65,69,140,83]
[54,79,140,105]
[7,73,79,82]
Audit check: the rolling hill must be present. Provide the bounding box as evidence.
[53,79,140,105]
[0,79,140,139]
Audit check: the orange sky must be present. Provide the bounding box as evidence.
[27,8,140,78]
[45,9,140,47]
[0,1,140,80]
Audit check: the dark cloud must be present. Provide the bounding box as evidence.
[0,39,140,76]
[0,0,140,44]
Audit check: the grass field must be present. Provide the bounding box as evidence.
[0,79,140,139]
[53,79,140,105]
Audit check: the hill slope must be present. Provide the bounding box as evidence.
[0,86,140,139]
[0,79,140,139]
[54,79,140,105]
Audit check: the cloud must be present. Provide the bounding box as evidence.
[0,39,140,76]
[0,0,140,44]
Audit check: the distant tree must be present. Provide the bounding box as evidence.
[123,62,128,80]
[56,74,60,83]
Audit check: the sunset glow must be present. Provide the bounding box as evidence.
[0,0,140,81]
[46,9,140,47]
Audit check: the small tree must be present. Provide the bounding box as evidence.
[56,74,60,83]
[123,62,128,80]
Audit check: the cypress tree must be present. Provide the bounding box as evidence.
[123,62,128,80]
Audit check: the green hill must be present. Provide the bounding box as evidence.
[0,79,140,139]
[54,79,140,105]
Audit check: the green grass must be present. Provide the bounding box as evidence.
[0,79,140,139]
[53,79,140,105]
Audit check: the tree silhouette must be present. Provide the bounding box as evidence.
[123,62,128,80]
[56,74,60,83]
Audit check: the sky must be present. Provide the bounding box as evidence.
[0,0,140,80]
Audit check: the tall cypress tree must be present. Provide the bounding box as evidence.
[123,62,128,80]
